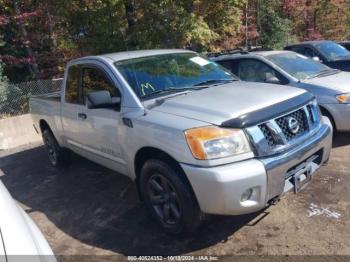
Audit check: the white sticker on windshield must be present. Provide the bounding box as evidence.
[190,56,210,66]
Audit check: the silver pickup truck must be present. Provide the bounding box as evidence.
[30,49,332,235]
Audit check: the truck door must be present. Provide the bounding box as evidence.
[79,64,127,174]
[61,64,89,150]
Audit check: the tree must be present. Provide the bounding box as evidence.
[250,0,292,49]
[0,62,9,116]
[49,0,245,54]
[315,0,350,41]
[3,0,350,84]
[0,62,26,117]
[0,0,62,82]
[281,0,322,41]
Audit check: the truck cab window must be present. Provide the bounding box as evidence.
[65,65,81,104]
[82,67,120,104]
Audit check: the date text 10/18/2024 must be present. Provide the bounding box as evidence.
[127,256,219,261]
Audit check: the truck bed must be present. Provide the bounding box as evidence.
[30,91,63,140]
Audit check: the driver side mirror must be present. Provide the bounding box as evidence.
[87,90,120,109]
[265,75,281,85]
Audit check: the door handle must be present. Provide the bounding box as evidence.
[78,113,87,120]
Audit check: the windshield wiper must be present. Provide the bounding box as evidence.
[337,54,350,59]
[141,86,206,99]
[193,79,236,87]
[142,79,234,99]
[309,69,339,79]
[141,88,184,99]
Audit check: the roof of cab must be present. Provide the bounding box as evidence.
[70,49,196,64]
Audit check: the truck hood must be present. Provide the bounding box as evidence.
[302,71,350,93]
[150,82,308,126]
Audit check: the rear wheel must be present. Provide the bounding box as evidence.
[140,159,202,235]
[42,129,70,168]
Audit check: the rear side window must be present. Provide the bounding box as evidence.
[216,60,239,76]
[65,65,81,104]
[236,59,288,84]
[289,46,317,58]
[302,47,317,58]
[304,47,318,58]
[237,60,273,82]
[343,43,350,51]
[288,47,299,53]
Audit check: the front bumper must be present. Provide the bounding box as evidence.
[322,103,350,131]
[181,118,332,215]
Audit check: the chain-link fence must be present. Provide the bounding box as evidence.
[0,78,63,119]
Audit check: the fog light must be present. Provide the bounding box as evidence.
[241,188,253,202]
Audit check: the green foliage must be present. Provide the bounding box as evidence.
[0,63,9,110]
[2,0,350,83]
[51,0,244,54]
[0,63,8,87]
[129,1,218,50]
[254,0,291,49]
[315,0,350,41]
[0,63,29,117]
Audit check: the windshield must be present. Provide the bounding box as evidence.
[314,41,350,61]
[114,52,235,99]
[267,52,334,80]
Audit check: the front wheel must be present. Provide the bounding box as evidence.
[42,129,70,168]
[140,159,203,235]
[320,108,336,133]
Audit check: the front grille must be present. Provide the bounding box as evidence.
[306,105,315,123]
[259,123,275,147]
[245,100,320,157]
[275,108,309,141]
[251,102,319,153]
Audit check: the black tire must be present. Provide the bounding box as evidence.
[139,159,203,236]
[42,129,70,168]
[321,109,336,134]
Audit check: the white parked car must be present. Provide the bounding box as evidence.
[0,181,56,262]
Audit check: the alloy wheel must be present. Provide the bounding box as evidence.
[147,174,181,225]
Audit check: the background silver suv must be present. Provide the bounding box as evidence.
[211,50,350,132]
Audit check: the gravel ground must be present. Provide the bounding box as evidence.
[1,134,350,261]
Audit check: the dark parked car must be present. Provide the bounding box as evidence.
[285,40,350,72]
[338,41,350,51]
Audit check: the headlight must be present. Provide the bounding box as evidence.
[336,93,350,104]
[184,126,251,160]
